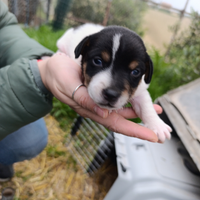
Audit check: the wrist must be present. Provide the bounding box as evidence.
[30,59,52,96]
[37,59,50,91]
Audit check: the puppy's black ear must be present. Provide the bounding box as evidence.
[144,53,153,84]
[74,36,90,59]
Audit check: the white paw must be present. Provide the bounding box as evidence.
[144,119,172,143]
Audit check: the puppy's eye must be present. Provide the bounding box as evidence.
[131,69,141,77]
[93,58,103,67]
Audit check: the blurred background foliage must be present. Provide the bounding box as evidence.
[108,0,146,36]
[69,0,146,35]
[69,0,106,24]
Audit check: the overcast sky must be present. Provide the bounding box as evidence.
[153,0,200,13]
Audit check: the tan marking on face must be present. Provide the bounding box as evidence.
[82,62,91,87]
[124,81,133,99]
[124,78,143,100]
[84,75,91,86]
[129,61,138,71]
[129,78,143,99]
[121,89,129,101]
[101,51,111,62]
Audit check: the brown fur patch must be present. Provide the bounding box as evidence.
[129,61,138,71]
[82,62,91,86]
[101,51,111,62]
[124,79,140,99]
[130,78,143,99]
[124,81,133,99]
[121,86,130,101]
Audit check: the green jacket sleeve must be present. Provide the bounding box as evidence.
[0,1,54,140]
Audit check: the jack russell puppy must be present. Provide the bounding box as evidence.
[57,23,172,142]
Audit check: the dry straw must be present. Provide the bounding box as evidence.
[0,115,117,200]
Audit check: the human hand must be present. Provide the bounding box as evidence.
[38,53,161,142]
[38,53,109,117]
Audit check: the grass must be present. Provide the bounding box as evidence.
[24,25,67,52]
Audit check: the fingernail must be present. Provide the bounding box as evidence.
[146,133,158,143]
[94,106,107,118]
[151,136,159,143]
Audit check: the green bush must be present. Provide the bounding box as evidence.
[167,12,200,85]
[69,0,146,35]
[69,0,106,24]
[108,0,146,35]
[148,49,179,101]
[148,12,200,102]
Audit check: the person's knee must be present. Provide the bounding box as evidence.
[0,119,48,164]
[19,119,48,160]
[22,134,48,160]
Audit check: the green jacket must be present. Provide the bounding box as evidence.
[0,1,54,140]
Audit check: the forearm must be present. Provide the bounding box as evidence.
[0,58,53,140]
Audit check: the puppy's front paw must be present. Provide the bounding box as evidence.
[144,119,172,143]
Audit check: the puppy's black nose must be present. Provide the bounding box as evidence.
[102,88,120,103]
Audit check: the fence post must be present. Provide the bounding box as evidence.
[52,0,72,30]
[165,0,190,58]
[102,0,112,26]
[46,0,51,23]
[25,0,29,26]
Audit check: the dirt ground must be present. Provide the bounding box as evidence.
[142,8,191,52]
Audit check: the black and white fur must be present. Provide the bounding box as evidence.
[57,23,172,142]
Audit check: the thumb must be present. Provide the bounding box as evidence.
[73,85,109,118]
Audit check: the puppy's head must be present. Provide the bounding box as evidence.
[75,26,153,110]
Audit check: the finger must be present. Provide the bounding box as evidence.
[106,113,158,142]
[116,104,163,119]
[116,107,138,118]
[80,110,158,142]
[154,104,163,114]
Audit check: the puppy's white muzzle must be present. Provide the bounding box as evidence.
[87,69,129,110]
